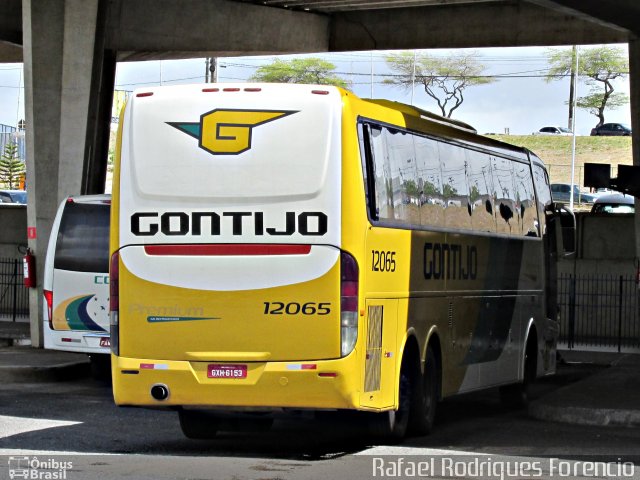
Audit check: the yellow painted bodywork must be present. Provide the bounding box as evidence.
[110,88,543,413]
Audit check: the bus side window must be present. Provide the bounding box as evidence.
[384,128,420,225]
[439,142,471,231]
[492,156,517,235]
[368,125,393,221]
[532,163,552,237]
[466,150,496,233]
[415,135,445,228]
[514,163,538,237]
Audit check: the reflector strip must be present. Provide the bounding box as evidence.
[144,244,312,256]
[61,338,81,343]
[139,363,169,370]
[136,92,153,97]
[202,87,219,92]
[312,90,330,95]
[318,372,338,377]
[286,364,317,370]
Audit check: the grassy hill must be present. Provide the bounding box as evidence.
[488,135,633,186]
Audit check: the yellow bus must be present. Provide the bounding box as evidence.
[110,83,560,440]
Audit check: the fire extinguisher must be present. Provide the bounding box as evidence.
[23,248,36,288]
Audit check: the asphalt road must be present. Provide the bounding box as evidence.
[0,362,638,480]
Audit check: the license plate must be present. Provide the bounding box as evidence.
[207,364,247,379]
[99,337,111,347]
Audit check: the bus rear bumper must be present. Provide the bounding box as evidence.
[111,355,360,410]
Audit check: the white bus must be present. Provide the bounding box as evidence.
[43,194,111,377]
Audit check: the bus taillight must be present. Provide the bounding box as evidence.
[44,289,53,329]
[340,251,359,357]
[109,251,120,355]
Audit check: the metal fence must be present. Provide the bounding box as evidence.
[0,257,29,320]
[559,273,640,352]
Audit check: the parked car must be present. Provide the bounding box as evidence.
[534,126,573,136]
[550,183,597,204]
[591,193,634,214]
[0,190,27,204]
[590,123,632,136]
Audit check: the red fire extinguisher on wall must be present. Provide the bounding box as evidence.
[23,248,36,288]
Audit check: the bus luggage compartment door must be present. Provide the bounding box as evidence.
[360,300,397,409]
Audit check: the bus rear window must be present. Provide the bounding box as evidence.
[54,202,110,273]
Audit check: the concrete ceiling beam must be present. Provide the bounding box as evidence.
[107,0,331,61]
[527,0,639,36]
[328,1,629,52]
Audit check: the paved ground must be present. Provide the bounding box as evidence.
[0,355,638,480]
[0,335,639,479]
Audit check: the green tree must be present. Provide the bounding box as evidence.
[402,179,420,198]
[0,142,25,190]
[385,51,494,118]
[443,183,458,198]
[545,46,629,128]
[422,180,439,196]
[249,58,349,88]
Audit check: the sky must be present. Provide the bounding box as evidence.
[0,44,631,136]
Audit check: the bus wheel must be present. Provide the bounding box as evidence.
[409,347,438,435]
[500,334,537,408]
[368,366,413,442]
[178,410,220,439]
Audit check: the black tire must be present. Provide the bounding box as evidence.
[368,367,413,443]
[500,335,537,408]
[178,410,220,439]
[409,347,438,435]
[89,354,111,382]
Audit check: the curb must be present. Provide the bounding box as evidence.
[0,360,90,383]
[529,401,640,428]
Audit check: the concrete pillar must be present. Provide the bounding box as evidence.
[58,0,101,199]
[630,37,640,262]
[23,0,66,348]
[23,0,113,347]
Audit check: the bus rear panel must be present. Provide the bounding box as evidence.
[111,84,362,409]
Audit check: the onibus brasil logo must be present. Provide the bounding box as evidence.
[167,109,297,155]
[8,456,73,479]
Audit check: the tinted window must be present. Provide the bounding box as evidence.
[492,157,517,235]
[369,125,409,224]
[533,163,552,235]
[439,142,471,230]
[513,163,538,236]
[54,201,110,273]
[360,120,540,239]
[415,135,445,228]
[466,150,495,233]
